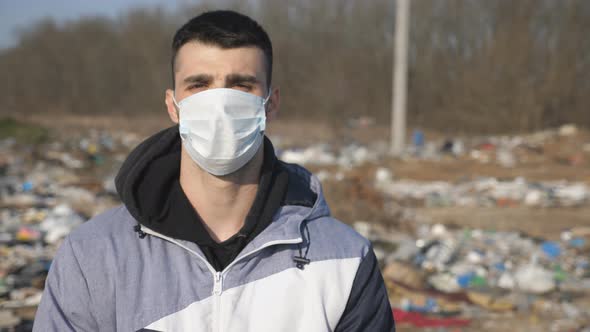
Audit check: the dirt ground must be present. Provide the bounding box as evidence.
[415,206,590,241]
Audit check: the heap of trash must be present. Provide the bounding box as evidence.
[374,168,589,208]
[278,123,589,169]
[1,117,589,331]
[280,142,384,168]
[0,128,139,330]
[355,220,590,330]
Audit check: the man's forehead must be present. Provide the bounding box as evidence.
[175,42,266,79]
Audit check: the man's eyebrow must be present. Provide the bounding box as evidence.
[183,74,214,85]
[225,74,260,86]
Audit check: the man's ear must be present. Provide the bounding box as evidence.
[265,86,280,122]
[165,89,179,124]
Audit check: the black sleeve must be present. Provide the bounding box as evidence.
[335,248,395,332]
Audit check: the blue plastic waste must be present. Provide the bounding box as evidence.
[457,272,476,288]
[22,181,33,192]
[569,238,586,248]
[403,298,438,313]
[541,241,561,259]
[413,130,425,148]
[493,262,506,272]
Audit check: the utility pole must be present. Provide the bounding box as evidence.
[391,0,410,156]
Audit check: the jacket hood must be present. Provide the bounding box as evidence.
[115,125,181,228]
[115,126,330,240]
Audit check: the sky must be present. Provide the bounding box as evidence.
[0,0,185,49]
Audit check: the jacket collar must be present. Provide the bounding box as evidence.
[137,166,329,271]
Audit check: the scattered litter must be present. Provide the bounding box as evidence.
[2,122,589,331]
[374,177,589,208]
[0,129,128,330]
[370,218,590,325]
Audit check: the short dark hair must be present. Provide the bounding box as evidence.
[171,10,273,88]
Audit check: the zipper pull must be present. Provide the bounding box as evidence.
[213,272,223,296]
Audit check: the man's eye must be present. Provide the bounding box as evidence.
[188,83,206,90]
[234,83,252,90]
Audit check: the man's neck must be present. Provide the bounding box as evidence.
[179,147,264,243]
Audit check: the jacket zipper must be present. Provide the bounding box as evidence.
[139,225,303,331]
[219,238,303,276]
[140,225,303,280]
[213,272,223,295]
[139,226,218,274]
[214,271,222,332]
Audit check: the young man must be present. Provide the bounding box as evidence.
[33,10,394,331]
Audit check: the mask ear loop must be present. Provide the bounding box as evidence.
[171,91,181,120]
[262,88,271,106]
[260,88,271,132]
[171,92,181,108]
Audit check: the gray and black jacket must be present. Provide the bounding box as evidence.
[33,127,395,331]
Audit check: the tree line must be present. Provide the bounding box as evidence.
[1,0,589,133]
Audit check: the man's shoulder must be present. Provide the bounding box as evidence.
[50,205,138,283]
[306,216,372,261]
[67,204,136,243]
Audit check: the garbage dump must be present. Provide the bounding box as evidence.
[0,128,138,330]
[356,220,590,331]
[279,123,589,169]
[374,171,589,208]
[280,142,382,167]
[1,119,589,331]
[277,123,590,331]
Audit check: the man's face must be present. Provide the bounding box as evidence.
[165,41,279,123]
